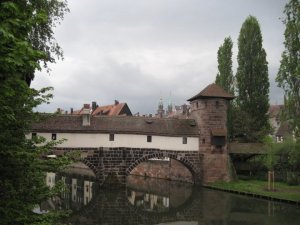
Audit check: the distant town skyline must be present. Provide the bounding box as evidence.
[32,0,287,115]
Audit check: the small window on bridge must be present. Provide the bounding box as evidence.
[32,133,37,139]
[109,133,114,141]
[51,133,57,140]
[182,137,187,144]
[147,135,152,142]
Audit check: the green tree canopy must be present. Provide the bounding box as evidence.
[276,0,300,141]
[0,1,69,224]
[0,0,69,85]
[235,16,270,142]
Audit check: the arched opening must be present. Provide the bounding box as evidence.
[126,153,197,184]
[126,153,196,214]
[130,158,193,183]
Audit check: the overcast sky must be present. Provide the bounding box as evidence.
[32,0,287,114]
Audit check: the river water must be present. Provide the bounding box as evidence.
[44,171,300,225]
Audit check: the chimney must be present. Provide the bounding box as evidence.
[182,104,187,115]
[114,100,119,105]
[82,104,91,126]
[92,101,97,111]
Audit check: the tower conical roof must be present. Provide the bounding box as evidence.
[187,83,234,101]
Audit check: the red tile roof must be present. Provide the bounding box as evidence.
[92,103,124,116]
[187,83,234,101]
[73,102,132,116]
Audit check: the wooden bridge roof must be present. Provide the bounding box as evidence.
[31,114,199,137]
[228,143,268,154]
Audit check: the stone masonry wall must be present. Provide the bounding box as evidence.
[76,147,202,185]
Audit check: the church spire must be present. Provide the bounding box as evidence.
[157,96,165,118]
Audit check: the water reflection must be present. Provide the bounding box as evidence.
[44,164,98,212]
[45,168,300,225]
[127,175,193,213]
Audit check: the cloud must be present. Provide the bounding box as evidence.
[32,0,287,114]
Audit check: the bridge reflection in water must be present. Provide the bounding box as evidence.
[44,164,300,225]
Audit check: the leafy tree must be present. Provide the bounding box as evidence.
[276,0,300,141]
[0,0,69,85]
[0,1,69,224]
[268,140,300,185]
[235,16,270,142]
[215,37,234,139]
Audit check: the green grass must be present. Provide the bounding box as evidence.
[208,180,300,202]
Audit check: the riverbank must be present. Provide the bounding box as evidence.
[205,180,300,205]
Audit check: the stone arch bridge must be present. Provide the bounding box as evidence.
[54,147,202,185]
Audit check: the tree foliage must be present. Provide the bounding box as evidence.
[0,0,69,85]
[0,1,69,224]
[276,0,300,141]
[215,37,234,94]
[265,139,300,185]
[235,16,270,142]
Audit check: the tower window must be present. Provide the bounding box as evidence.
[51,133,57,140]
[216,101,219,108]
[202,138,205,144]
[109,133,114,141]
[147,135,152,142]
[196,101,199,108]
[212,136,225,147]
[182,137,187,144]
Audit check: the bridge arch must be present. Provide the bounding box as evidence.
[81,158,99,177]
[126,151,201,184]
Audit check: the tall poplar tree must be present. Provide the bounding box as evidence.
[235,16,270,142]
[215,37,234,139]
[276,0,300,141]
[215,37,234,94]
